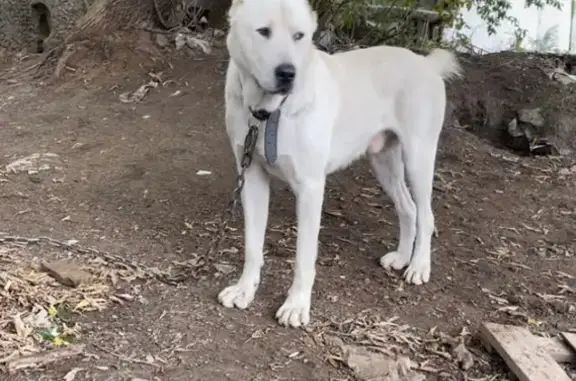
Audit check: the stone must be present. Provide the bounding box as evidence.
[517,108,545,128]
[155,33,169,48]
[507,118,523,138]
[343,345,425,381]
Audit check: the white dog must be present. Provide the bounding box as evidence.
[218,0,461,328]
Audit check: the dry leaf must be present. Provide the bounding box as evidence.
[119,81,158,103]
[5,153,61,174]
[73,300,91,311]
[63,367,84,381]
[452,342,474,370]
[13,314,32,338]
[527,317,544,326]
[0,243,163,361]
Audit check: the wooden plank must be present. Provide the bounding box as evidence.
[561,332,576,353]
[533,336,575,363]
[479,322,571,381]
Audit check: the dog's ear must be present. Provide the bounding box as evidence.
[228,0,244,22]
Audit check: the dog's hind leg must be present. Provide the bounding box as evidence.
[218,155,270,309]
[368,132,417,273]
[401,134,439,285]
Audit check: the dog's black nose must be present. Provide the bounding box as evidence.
[274,63,296,84]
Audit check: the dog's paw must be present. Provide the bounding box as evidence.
[403,259,430,285]
[380,251,411,271]
[218,282,257,309]
[276,294,311,328]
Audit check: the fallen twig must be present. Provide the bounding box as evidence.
[6,344,85,373]
[92,343,159,367]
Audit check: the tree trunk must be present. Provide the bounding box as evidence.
[71,0,231,40]
[71,0,158,40]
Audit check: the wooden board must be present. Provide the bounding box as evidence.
[533,336,575,363]
[479,322,572,381]
[561,332,576,353]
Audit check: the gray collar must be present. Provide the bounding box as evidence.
[249,96,288,165]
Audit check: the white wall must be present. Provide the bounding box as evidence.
[444,0,574,53]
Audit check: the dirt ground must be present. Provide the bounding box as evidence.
[0,37,575,381]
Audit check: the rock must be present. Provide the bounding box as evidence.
[155,33,169,48]
[517,108,545,128]
[323,335,345,349]
[343,345,425,381]
[213,262,235,275]
[558,165,576,178]
[28,171,42,183]
[504,108,558,155]
[549,68,576,85]
[175,33,187,50]
[507,118,522,138]
[213,28,226,38]
[40,260,92,287]
[449,52,576,156]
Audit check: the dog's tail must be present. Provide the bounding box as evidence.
[426,48,462,81]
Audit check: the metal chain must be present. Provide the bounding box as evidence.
[153,123,260,283]
[199,124,260,259]
[0,122,262,285]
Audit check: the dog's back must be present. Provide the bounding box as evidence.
[320,45,461,172]
[325,46,461,86]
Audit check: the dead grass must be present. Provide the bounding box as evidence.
[0,229,219,374]
[0,243,150,368]
[311,312,479,379]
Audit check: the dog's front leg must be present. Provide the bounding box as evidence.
[276,178,325,327]
[218,158,270,310]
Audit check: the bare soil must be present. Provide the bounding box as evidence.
[0,38,575,381]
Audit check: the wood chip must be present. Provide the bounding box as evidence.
[479,322,571,381]
[534,336,576,364]
[533,336,575,363]
[40,260,92,287]
[561,332,576,353]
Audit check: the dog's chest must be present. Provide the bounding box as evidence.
[254,127,297,183]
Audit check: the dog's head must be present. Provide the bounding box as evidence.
[227,0,317,95]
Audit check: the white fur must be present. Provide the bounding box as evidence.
[218,0,462,327]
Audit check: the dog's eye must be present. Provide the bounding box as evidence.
[293,32,305,41]
[256,27,271,38]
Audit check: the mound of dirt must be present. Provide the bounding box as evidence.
[448,52,576,156]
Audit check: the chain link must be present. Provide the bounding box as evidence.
[196,124,259,266]
[0,120,261,285]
